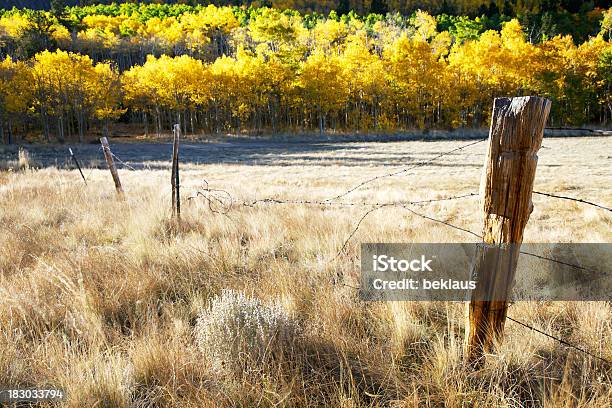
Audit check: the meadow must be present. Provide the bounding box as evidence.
[0,136,610,407]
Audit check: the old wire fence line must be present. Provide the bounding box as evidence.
[91,138,610,277]
[61,134,612,365]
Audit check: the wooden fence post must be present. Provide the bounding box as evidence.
[100,137,124,197]
[171,124,181,219]
[465,96,551,363]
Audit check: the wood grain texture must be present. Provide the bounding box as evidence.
[465,96,551,363]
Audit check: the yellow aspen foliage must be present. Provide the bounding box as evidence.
[77,15,126,50]
[385,32,449,127]
[50,24,71,48]
[414,10,438,41]
[209,54,236,102]
[0,57,32,142]
[577,35,610,81]
[431,31,452,58]
[123,54,208,118]
[311,19,349,54]
[77,27,120,50]
[119,18,143,40]
[298,50,348,132]
[249,8,307,56]
[143,17,183,49]
[601,7,612,38]
[190,5,240,34]
[30,50,121,141]
[448,19,539,124]
[341,37,388,129]
[0,4,610,139]
[91,63,125,122]
[81,15,127,35]
[0,56,31,142]
[535,34,576,100]
[0,13,31,38]
[499,19,538,91]
[178,6,238,56]
[0,56,32,115]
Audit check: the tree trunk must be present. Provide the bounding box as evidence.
[144,111,148,136]
[0,118,5,144]
[318,107,324,134]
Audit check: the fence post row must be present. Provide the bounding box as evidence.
[465,96,551,363]
[100,136,124,197]
[171,124,181,219]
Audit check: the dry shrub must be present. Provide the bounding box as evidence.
[194,289,298,377]
[18,147,31,169]
[194,290,403,406]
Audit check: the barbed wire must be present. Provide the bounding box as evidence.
[186,186,608,367]
[185,181,601,276]
[506,316,611,365]
[242,192,479,209]
[398,204,483,238]
[96,141,609,277]
[95,141,612,215]
[109,151,138,171]
[98,140,609,291]
[323,138,487,202]
[420,307,611,365]
[241,190,610,214]
[533,191,611,213]
[333,195,482,258]
[517,250,597,272]
[92,153,612,217]
[127,137,611,368]
[186,179,233,215]
[333,201,604,275]
[91,138,612,367]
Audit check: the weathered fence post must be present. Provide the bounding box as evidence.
[171,124,181,219]
[465,96,551,363]
[100,137,124,197]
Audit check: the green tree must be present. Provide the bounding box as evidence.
[15,11,56,59]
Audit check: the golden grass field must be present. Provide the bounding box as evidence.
[0,137,611,407]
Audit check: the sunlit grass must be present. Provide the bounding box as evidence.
[0,137,610,407]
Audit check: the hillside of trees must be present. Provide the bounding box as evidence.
[0,2,611,143]
[5,1,612,15]
[4,1,611,42]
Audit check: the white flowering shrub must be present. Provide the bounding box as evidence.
[195,289,297,375]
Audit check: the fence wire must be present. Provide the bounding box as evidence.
[109,150,138,171]
[506,316,611,365]
[89,137,611,366]
[323,138,487,202]
[533,191,612,213]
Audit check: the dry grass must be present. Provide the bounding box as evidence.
[0,137,610,407]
